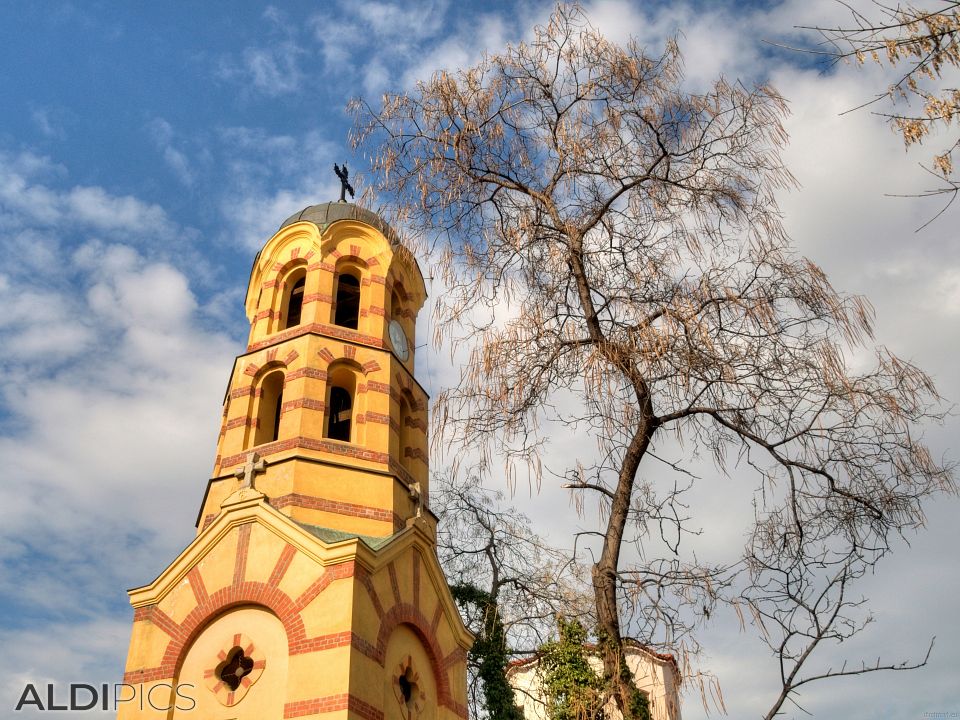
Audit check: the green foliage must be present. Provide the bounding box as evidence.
[451,583,525,720]
[596,632,651,720]
[538,621,652,720]
[538,619,605,720]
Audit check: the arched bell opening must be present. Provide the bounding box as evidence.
[252,370,285,447]
[325,364,358,443]
[398,393,415,474]
[333,271,361,329]
[282,268,307,330]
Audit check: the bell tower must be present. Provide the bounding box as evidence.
[200,202,430,536]
[118,202,470,720]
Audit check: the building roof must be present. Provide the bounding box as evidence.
[506,638,680,676]
[295,520,398,551]
[278,201,402,246]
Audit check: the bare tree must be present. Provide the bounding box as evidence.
[801,1,960,217]
[353,5,954,716]
[746,547,935,719]
[432,470,587,719]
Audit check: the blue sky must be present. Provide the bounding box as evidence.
[0,1,958,718]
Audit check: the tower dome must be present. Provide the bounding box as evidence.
[278,202,401,245]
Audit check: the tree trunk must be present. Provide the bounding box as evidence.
[592,414,654,719]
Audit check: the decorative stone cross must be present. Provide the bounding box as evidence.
[408,481,423,518]
[234,452,267,491]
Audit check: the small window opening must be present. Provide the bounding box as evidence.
[399,667,417,706]
[391,289,403,321]
[399,396,414,471]
[271,390,283,442]
[253,371,284,446]
[328,386,352,442]
[218,647,254,691]
[285,276,305,328]
[334,273,360,329]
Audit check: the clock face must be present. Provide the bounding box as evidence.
[388,320,409,361]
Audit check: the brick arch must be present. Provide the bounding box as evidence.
[269,255,310,285]
[316,347,380,376]
[243,353,291,380]
[376,604,455,709]
[393,374,426,412]
[124,526,358,685]
[329,249,371,268]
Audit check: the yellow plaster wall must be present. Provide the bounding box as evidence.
[276,551,323,602]
[194,526,240,595]
[122,620,174,677]
[299,577,354,638]
[286,646,352,702]
[245,522,287,585]
[156,576,199,626]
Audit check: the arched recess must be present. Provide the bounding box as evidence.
[279,264,307,331]
[390,286,405,322]
[398,391,416,473]
[384,624,439,720]
[171,606,288,718]
[324,362,360,443]
[252,369,285,447]
[332,259,365,330]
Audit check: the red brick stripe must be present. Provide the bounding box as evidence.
[149,607,181,641]
[233,524,251,586]
[268,544,296,587]
[220,437,390,468]
[285,367,327,382]
[388,561,402,605]
[289,630,352,655]
[294,562,355,612]
[246,323,385,353]
[187,567,208,606]
[413,551,421,609]
[271,493,394,523]
[285,693,386,719]
[358,567,385,620]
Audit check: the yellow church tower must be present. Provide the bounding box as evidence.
[118,199,471,720]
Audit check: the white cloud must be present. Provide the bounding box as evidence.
[353,0,449,43]
[0,149,176,240]
[29,104,66,140]
[218,25,307,97]
[400,13,509,89]
[242,41,306,95]
[0,144,239,639]
[67,186,170,234]
[213,127,342,249]
[362,59,390,97]
[1,618,131,718]
[146,118,194,186]
[216,5,310,97]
